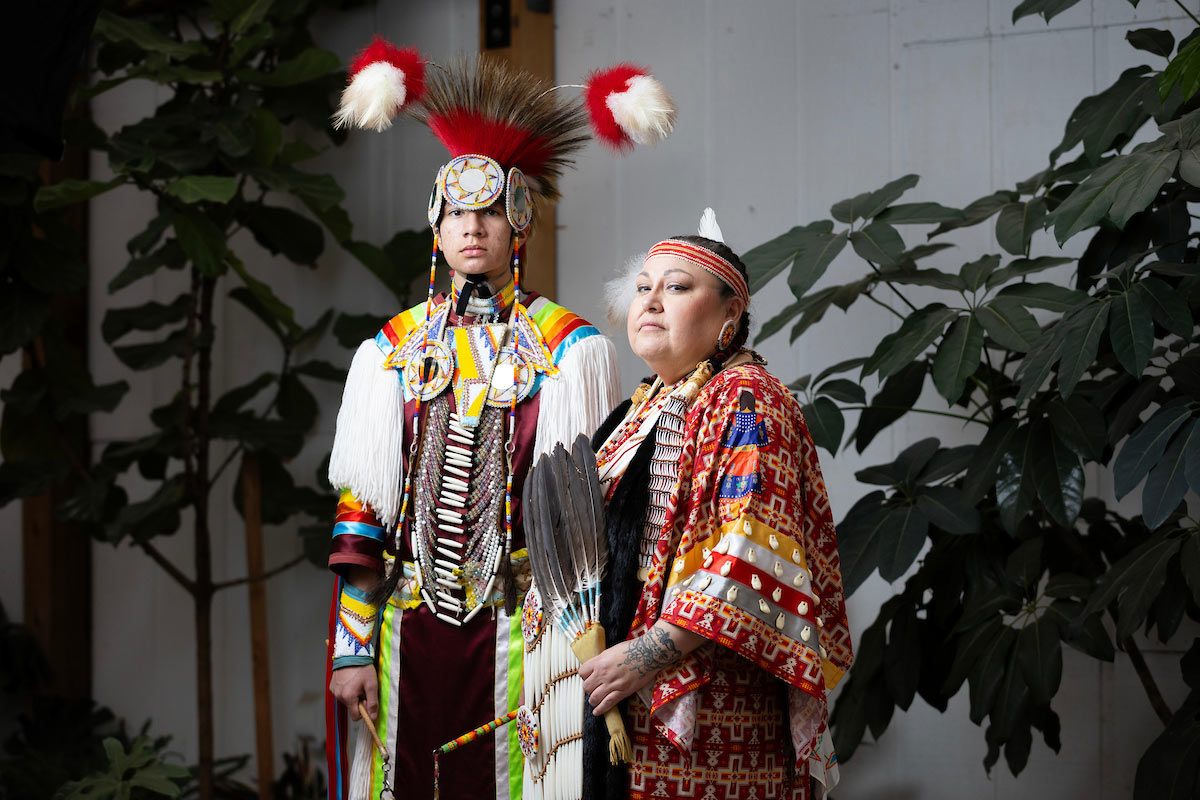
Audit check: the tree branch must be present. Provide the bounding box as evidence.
[1123,635,1173,727]
[865,261,920,313]
[1174,0,1200,27]
[213,553,308,591]
[139,540,196,593]
[861,289,907,320]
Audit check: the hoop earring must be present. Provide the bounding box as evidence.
[716,320,737,351]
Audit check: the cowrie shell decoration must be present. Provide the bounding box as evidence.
[772,587,782,602]
[696,575,711,590]
[747,548,757,563]
[768,534,779,551]
[726,587,738,602]
[775,613,786,630]
[715,538,730,554]
[743,520,753,535]
[798,601,809,615]
[792,573,805,587]
[800,625,812,642]
[773,561,784,577]
[703,556,713,568]
[720,561,732,577]
[791,548,802,565]
[750,574,762,590]
[759,599,770,613]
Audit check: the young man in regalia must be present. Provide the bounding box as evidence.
[320,40,675,800]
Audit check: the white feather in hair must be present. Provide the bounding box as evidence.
[604,251,647,331]
[698,207,724,242]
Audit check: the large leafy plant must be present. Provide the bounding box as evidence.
[0,2,426,797]
[745,4,1200,797]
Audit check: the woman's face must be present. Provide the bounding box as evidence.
[437,202,526,282]
[627,255,744,383]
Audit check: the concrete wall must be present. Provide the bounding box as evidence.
[7,0,1191,795]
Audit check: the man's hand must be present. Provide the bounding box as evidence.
[329,664,378,721]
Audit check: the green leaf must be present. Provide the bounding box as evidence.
[1108,375,1163,446]
[816,357,867,383]
[1133,277,1193,337]
[294,359,346,382]
[212,373,275,417]
[228,255,301,340]
[931,314,984,402]
[1050,66,1154,163]
[1113,397,1194,498]
[788,231,849,299]
[960,254,1001,292]
[250,109,283,166]
[863,303,957,379]
[172,212,227,275]
[1012,0,1084,23]
[93,11,206,58]
[245,205,324,265]
[789,288,837,342]
[893,437,941,484]
[916,444,975,484]
[1186,419,1200,498]
[836,491,890,594]
[1045,599,1114,662]
[0,285,50,355]
[231,0,273,35]
[875,266,966,291]
[995,199,1047,257]
[879,504,931,582]
[105,476,187,544]
[1134,690,1200,800]
[832,174,919,223]
[1109,289,1155,378]
[985,256,1073,289]
[755,300,800,344]
[855,361,927,453]
[915,486,980,534]
[164,175,237,205]
[1006,537,1044,590]
[1047,148,1180,244]
[1015,326,1066,405]
[1126,28,1175,58]
[334,312,385,349]
[1183,537,1200,607]
[944,616,1006,696]
[1046,396,1106,461]
[802,397,844,455]
[874,202,964,225]
[112,328,194,370]
[968,625,1018,724]
[101,296,190,344]
[1159,35,1200,101]
[996,425,1037,534]
[850,220,906,267]
[1056,301,1111,399]
[34,177,125,212]
[1018,617,1062,706]
[1142,421,1194,530]
[237,47,340,87]
[996,282,1087,312]
[1081,531,1180,641]
[743,222,830,293]
[1032,425,1085,528]
[931,191,1017,237]
[976,300,1040,352]
[816,378,866,405]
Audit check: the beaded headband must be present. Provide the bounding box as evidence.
[644,240,750,304]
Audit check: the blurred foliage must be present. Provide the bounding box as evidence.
[0,0,428,796]
[747,3,1200,797]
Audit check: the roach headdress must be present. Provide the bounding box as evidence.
[335,38,677,235]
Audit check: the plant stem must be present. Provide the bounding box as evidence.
[1123,636,1173,727]
[840,404,988,425]
[1174,0,1200,27]
[865,261,920,313]
[861,289,907,320]
[139,541,195,593]
[213,553,307,591]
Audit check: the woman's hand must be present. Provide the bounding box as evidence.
[329,664,378,721]
[578,623,705,715]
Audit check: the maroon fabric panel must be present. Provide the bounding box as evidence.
[328,538,384,574]
[393,603,499,798]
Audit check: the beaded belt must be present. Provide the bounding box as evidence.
[386,549,532,611]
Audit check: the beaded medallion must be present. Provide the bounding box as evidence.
[521,585,544,645]
[516,705,539,759]
[441,153,504,210]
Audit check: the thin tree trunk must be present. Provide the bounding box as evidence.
[194,275,217,800]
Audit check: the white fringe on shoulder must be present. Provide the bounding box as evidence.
[328,340,406,529]
[533,335,621,460]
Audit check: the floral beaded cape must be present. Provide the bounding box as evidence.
[626,362,853,779]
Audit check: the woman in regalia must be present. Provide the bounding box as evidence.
[579,212,854,800]
[321,40,675,800]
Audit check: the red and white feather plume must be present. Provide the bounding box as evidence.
[584,64,676,151]
[333,36,427,132]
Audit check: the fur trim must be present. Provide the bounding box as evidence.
[603,251,647,331]
[606,74,676,146]
[328,341,406,530]
[532,335,621,460]
[333,38,426,132]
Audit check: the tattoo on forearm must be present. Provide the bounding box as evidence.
[620,628,683,677]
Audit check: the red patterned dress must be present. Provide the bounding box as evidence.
[611,363,852,800]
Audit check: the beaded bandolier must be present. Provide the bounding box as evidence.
[323,38,675,800]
